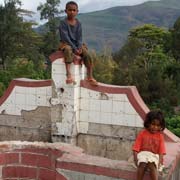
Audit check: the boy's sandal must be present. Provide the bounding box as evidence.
[86,78,98,86]
[66,77,76,85]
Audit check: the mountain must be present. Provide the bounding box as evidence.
[36,0,180,52]
[78,0,180,51]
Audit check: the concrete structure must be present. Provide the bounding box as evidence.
[0,50,179,179]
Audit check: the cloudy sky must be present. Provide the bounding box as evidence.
[0,0,160,23]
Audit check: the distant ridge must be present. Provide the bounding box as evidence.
[35,0,180,52]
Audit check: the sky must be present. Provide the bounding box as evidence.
[0,0,160,24]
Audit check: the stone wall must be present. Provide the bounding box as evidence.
[0,106,51,142]
[77,124,142,160]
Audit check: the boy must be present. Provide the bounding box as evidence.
[59,1,97,85]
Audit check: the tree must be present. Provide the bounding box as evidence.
[0,0,43,70]
[0,0,50,97]
[37,0,62,56]
[92,48,117,84]
[0,0,22,69]
[171,16,180,62]
[113,24,178,112]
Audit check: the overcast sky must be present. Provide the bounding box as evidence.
[0,0,160,23]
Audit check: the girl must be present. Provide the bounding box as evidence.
[132,110,166,180]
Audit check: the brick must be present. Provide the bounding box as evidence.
[38,154,54,169]
[2,166,37,178]
[38,168,56,180]
[0,153,19,165]
[21,153,54,169]
[21,153,38,166]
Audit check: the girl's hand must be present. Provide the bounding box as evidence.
[133,151,138,166]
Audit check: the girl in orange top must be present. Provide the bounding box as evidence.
[132,110,166,180]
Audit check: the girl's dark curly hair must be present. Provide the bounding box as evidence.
[144,110,166,131]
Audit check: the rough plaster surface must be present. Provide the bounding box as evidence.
[0,106,51,141]
[77,123,142,160]
[58,169,123,180]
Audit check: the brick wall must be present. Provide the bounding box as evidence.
[0,141,179,180]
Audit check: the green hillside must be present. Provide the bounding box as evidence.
[77,0,180,51]
[36,0,180,52]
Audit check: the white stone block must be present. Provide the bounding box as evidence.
[100,100,113,113]
[52,63,65,74]
[89,90,100,99]
[26,87,36,95]
[15,93,26,105]
[135,115,144,127]
[112,101,125,113]
[80,88,90,98]
[36,87,47,95]
[26,94,37,106]
[88,111,100,123]
[112,94,127,101]
[123,114,136,127]
[80,98,89,111]
[124,101,137,115]
[89,99,101,112]
[36,95,47,106]
[79,110,89,122]
[100,112,112,124]
[15,86,26,94]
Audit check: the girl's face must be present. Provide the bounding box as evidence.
[65,4,78,19]
[149,119,162,133]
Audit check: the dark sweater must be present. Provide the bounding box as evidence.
[59,18,82,51]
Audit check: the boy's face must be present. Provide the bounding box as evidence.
[65,4,78,19]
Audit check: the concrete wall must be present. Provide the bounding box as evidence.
[77,125,142,160]
[0,79,51,141]
[0,106,51,141]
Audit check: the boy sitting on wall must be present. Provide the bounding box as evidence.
[59,1,98,85]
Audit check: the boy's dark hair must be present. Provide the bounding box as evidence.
[66,1,78,9]
[144,110,166,131]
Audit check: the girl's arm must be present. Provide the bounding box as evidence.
[133,151,138,166]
